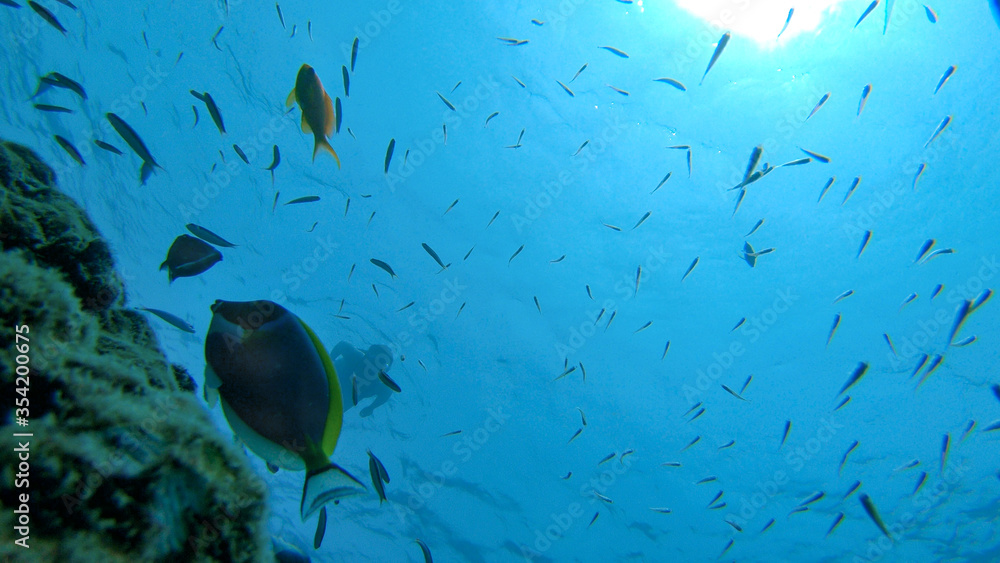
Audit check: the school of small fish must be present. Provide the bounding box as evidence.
[5,0,1000,560]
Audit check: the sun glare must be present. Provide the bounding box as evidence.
[672,0,849,46]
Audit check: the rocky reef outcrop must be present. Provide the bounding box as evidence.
[0,141,270,562]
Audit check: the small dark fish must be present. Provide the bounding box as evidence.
[781,420,792,448]
[34,103,72,113]
[696,476,717,485]
[370,259,398,278]
[586,285,593,300]
[931,284,944,300]
[189,91,225,134]
[826,513,845,538]
[839,441,859,474]
[351,37,359,72]
[275,2,284,28]
[661,341,670,360]
[838,362,870,396]
[306,222,318,233]
[422,243,447,270]
[731,318,746,332]
[924,115,952,148]
[440,430,461,437]
[883,333,897,356]
[761,518,776,533]
[573,140,590,156]
[606,84,629,96]
[860,494,891,537]
[940,433,950,471]
[818,176,836,203]
[160,234,222,283]
[858,84,872,116]
[800,148,830,163]
[531,18,544,25]
[602,223,622,231]
[599,45,629,58]
[914,239,936,263]
[561,471,572,480]
[777,8,794,39]
[681,257,699,282]
[54,135,84,165]
[924,5,938,23]
[700,32,731,85]
[911,471,928,495]
[334,97,342,134]
[556,79,575,97]
[855,0,880,28]
[369,455,387,503]
[947,299,973,345]
[654,77,686,91]
[38,72,86,100]
[341,65,350,97]
[725,520,742,532]
[28,1,65,33]
[443,198,459,215]
[138,307,195,333]
[719,539,734,558]
[651,172,672,194]
[94,140,122,155]
[347,263,356,281]
[313,506,327,549]
[721,384,746,401]
[568,428,583,443]
[186,223,237,247]
[415,539,432,563]
[511,75,526,88]
[233,144,249,164]
[436,91,456,111]
[550,255,566,263]
[534,296,542,314]
[384,138,395,173]
[284,195,320,205]
[682,435,700,451]
[857,230,872,258]
[632,211,651,230]
[508,244,524,265]
[588,512,599,527]
[718,440,735,450]
[484,111,499,127]
[934,65,956,95]
[211,26,223,50]
[744,219,764,237]
[378,370,401,393]
[107,112,160,175]
[910,353,930,379]
[843,480,862,500]
[569,63,588,83]
[834,396,851,411]
[807,92,831,120]
[463,246,475,261]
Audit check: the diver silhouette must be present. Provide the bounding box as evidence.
[330,342,394,417]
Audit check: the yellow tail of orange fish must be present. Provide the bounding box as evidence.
[313,135,341,168]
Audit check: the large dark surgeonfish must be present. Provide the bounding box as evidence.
[204,300,365,520]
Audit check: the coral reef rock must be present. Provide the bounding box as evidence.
[0,141,271,562]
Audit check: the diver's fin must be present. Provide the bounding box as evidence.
[301,462,366,520]
[312,136,341,168]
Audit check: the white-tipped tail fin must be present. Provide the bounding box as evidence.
[301,462,366,520]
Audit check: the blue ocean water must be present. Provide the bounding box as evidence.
[3,0,999,560]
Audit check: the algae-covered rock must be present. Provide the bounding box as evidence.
[0,141,271,562]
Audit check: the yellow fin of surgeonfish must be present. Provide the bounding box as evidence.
[296,317,343,457]
[286,87,297,108]
[323,91,334,136]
